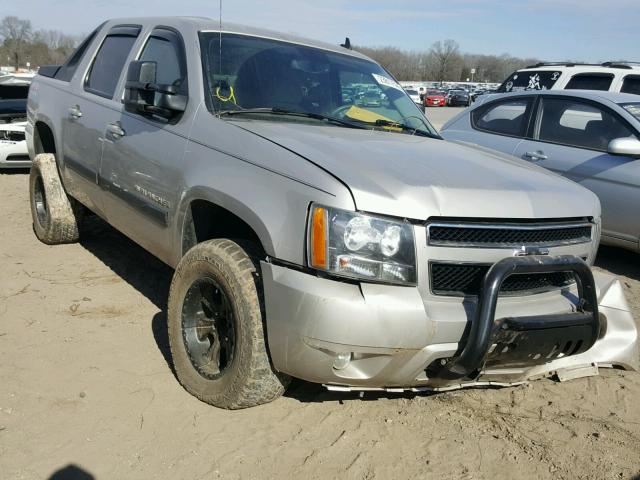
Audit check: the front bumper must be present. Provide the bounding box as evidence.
[262,258,638,389]
[0,141,31,169]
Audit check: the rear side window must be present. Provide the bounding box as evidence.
[85,26,140,99]
[621,75,640,95]
[565,73,613,91]
[499,70,562,92]
[472,98,532,137]
[54,24,104,82]
[537,98,634,151]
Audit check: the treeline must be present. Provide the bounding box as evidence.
[0,16,80,70]
[355,39,540,83]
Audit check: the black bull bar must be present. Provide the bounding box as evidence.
[435,255,604,380]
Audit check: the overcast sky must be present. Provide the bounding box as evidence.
[5,0,639,60]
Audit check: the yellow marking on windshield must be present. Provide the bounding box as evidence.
[344,106,402,131]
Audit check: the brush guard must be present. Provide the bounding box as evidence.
[435,255,603,380]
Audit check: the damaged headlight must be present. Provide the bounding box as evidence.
[307,204,416,285]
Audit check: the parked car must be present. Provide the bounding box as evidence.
[424,89,446,107]
[446,89,470,106]
[27,17,637,409]
[404,88,423,110]
[441,90,640,252]
[0,76,31,168]
[498,62,640,95]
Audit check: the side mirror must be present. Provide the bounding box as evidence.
[608,137,640,157]
[124,60,187,118]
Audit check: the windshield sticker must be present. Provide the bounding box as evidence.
[372,73,403,92]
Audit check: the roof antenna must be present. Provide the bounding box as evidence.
[218,0,223,76]
[340,37,351,50]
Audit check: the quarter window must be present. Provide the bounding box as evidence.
[85,27,140,99]
[621,75,640,95]
[472,98,532,137]
[565,73,613,91]
[537,98,634,151]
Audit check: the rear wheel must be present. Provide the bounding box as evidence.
[29,153,83,245]
[167,239,289,409]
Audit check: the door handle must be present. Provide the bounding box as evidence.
[68,105,83,119]
[106,122,126,139]
[523,151,548,161]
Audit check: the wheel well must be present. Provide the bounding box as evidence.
[182,200,265,257]
[34,122,56,155]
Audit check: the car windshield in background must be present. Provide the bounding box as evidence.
[621,103,640,121]
[0,85,28,123]
[199,33,437,137]
[499,70,562,92]
[406,89,419,95]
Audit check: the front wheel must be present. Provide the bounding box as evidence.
[167,239,289,409]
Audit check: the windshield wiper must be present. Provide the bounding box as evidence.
[220,107,367,130]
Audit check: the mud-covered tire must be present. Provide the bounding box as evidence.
[29,153,83,245]
[167,239,290,409]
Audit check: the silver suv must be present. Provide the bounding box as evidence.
[26,17,638,408]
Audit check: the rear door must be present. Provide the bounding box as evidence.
[513,96,640,246]
[98,27,190,263]
[61,26,140,212]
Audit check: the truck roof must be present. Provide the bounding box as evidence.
[102,16,370,61]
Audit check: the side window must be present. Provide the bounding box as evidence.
[565,73,614,91]
[537,98,634,151]
[472,98,532,137]
[85,27,140,99]
[55,25,103,82]
[138,29,187,94]
[621,75,640,95]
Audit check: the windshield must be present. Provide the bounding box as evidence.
[0,85,28,123]
[199,33,437,136]
[621,102,640,122]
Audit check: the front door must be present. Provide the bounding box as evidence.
[98,28,191,263]
[514,96,640,246]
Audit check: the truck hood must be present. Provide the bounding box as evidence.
[233,121,599,221]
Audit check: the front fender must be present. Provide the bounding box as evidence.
[174,186,277,264]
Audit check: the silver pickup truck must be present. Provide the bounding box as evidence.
[26,17,638,409]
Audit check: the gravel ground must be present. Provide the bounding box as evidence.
[1,113,639,480]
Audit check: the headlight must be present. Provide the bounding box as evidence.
[308,204,416,285]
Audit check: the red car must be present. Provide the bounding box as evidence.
[423,89,446,107]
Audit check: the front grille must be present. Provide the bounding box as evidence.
[428,221,592,248]
[430,262,575,297]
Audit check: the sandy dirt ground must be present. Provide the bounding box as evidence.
[1,121,640,479]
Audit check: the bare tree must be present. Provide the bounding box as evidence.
[429,39,461,83]
[0,16,32,70]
